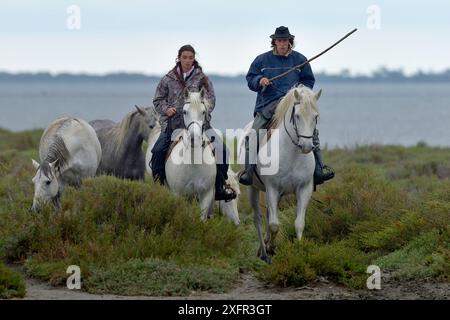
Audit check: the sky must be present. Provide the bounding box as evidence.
[1,0,450,76]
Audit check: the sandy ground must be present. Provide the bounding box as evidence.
[20,271,450,300]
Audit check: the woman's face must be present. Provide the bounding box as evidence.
[179,51,195,72]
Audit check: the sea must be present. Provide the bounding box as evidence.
[1,81,449,148]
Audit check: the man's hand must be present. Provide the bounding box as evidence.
[259,77,271,87]
[165,107,177,117]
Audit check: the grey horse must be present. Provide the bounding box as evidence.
[90,106,158,180]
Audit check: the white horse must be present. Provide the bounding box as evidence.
[238,85,322,262]
[31,117,101,212]
[146,121,241,225]
[147,89,216,220]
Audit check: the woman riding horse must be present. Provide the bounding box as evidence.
[150,44,236,201]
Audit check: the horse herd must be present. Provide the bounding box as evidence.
[30,86,322,262]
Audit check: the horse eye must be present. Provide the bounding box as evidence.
[183,111,187,115]
[45,180,51,186]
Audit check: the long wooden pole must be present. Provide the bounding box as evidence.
[267,28,358,83]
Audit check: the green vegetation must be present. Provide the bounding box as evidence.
[0,262,26,299]
[0,128,449,297]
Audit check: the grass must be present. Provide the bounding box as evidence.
[0,128,449,297]
[0,262,26,299]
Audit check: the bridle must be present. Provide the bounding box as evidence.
[184,103,208,149]
[283,102,316,149]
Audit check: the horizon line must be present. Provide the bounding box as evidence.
[1,67,450,80]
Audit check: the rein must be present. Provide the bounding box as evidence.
[283,103,315,149]
[185,107,209,149]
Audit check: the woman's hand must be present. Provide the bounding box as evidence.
[165,107,177,117]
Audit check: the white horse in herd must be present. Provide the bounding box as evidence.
[31,117,101,211]
[239,85,322,262]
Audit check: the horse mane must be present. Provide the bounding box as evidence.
[41,136,70,178]
[111,110,139,153]
[41,118,72,178]
[272,85,318,129]
[188,91,209,113]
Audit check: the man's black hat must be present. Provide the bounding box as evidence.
[270,26,295,39]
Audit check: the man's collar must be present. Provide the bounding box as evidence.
[273,47,292,57]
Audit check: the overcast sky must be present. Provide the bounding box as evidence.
[1,0,449,76]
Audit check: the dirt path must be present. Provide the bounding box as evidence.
[21,272,449,300]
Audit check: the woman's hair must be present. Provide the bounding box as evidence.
[175,45,202,71]
[271,38,295,49]
[174,45,210,92]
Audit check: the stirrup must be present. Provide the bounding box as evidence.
[239,165,255,186]
[239,173,252,186]
[322,165,335,181]
[314,165,335,187]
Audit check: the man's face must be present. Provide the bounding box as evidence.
[275,39,290,55]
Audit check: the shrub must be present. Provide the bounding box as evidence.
[0,262,26,299]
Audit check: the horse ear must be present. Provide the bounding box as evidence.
[294,89,301,102]
[49,160,58,169]
[315,89,322,101]
[32,159,40,170]
[135,105,147,116]
[183,87,190,100]
[200,86,207,100]
[49,160,62,176]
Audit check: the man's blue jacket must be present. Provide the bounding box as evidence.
[246,50,315,116]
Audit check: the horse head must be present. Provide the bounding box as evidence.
[135,105,158,139]
[182,87,209,148]
[31,159,62,212]
[280,86,322,154]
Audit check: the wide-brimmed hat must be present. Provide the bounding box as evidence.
[270,26,295,40]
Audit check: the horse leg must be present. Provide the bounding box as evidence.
[295,182,313,240]
[265,186,280,255]
[250,186,270,263]
[199,188,215,221]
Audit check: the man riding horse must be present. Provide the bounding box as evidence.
[239,26,335,189]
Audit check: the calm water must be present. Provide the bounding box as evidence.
[1,81,449,148]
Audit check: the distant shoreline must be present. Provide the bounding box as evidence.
[1,68,450,83]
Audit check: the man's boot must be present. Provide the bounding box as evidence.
[215,164,237,202]
[239,164,255,186]
[313,147,335,190]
